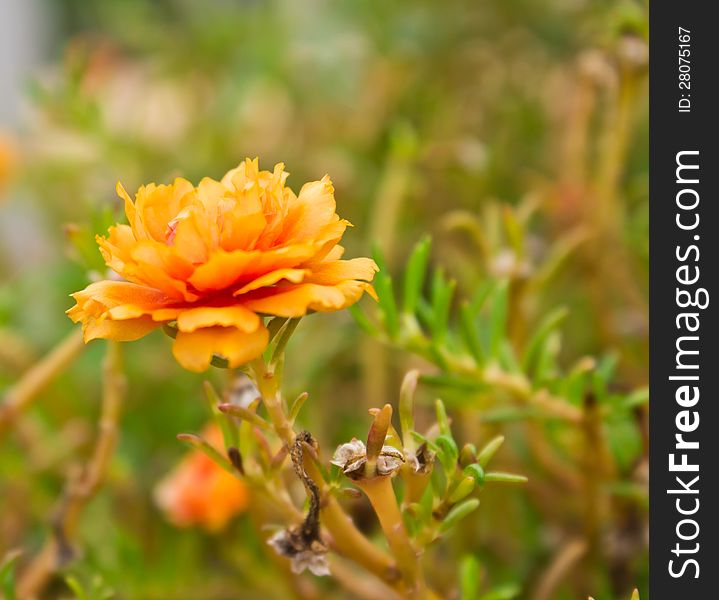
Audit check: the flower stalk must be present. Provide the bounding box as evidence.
[0,328,85,437]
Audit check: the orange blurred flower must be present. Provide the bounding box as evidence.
[67,159,377,371]
[0,134,17,196]
[154,425,249,531]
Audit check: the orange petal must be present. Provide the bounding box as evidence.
[117,182,148,240]
[188,249,259,292]
[283,175,338,241]
[169,206,215,264]
[219,189,267,251]
[69,280,173,315]
[242,281,374,317]
[172,325,269,372]
[304,258,378,285]
[176,305,260,333]
[233,268,308,296]
[136,178,196,242]
[188,245,315,292]
[83,315,161,342]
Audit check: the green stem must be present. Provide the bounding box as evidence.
[251,359,295,447]
[357,476,424,597]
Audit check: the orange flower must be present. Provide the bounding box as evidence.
[154,425,249,531]
[67,159,377,371]
[0,134,17,197]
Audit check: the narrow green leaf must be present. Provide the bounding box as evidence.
[484,471,527,484]
[463,463,485,485]
[430,268,455,342]
[217,403,272,431]
[621,387,649,409]
[204,381,238,449]
[399,370,420,450]
[501,205,524,257]
[348,304,380,336]
[1,550,22,600]
[420,373,485,392]
[176,433,235,475]
[289,392,309,423]
[478,583,521,600]
[440,498,480,532]
[64,576,88,600]
[459,555,482,600]
[436,434,459,474]
[266,316,289,341]
[477,436,505,468]
[375,273,400,339]
[403,236,432,314]
[488,280,509,357]
[270,317,301,364]
[435,398,451,436]
[459,301,485,364]
[449,476,476,503]
[521,307,568,374]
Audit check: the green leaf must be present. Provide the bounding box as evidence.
[521,307,568,375]
[488,280,509,357]
[289,392,309,423]
[420,374,484,392]
[478,583,521,600]
[176,433,235,475]
[403,236,432,314]
[620,387,649,409]
[269,317,301,364]
[436,434,459,474]
[430,268,455,342]
[440,498,480,532]
[399,370,420,449]
[463,463,485,485]
[348,304,380,336]
[64,576,89,600]
[435,398,451,436]
[459,555,482,600]
[375,272,400,339]
[449,476,476,503]
[217,403,272,431]
[477,436,505,468]
[1,550,22,600]
[204,381,238,449]
[410,431,440,454]
[484,471,527,484]
[459,301,485,364]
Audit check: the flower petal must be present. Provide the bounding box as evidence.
[135,178,196,242]
[176,305,261,333]
[242,280,374,317]
[188,245,315,292]
[303,258,378,285]
[233,268,308,296]
[172,325,269,372]
[83,315,161,342]
[283,175,338,241]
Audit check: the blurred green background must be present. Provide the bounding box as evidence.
[0,1,648,598]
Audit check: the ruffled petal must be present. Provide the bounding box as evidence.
[83,315,161,342]
[176,305,261,333]
[282,175,338,241]
[233,268,308,296]
[188,245,315,292]
[172,325,269,372]
[303,258,378,285]
[136,178,196,242]
[242,281,374,317]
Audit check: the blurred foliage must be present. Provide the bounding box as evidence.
[1,0,647,598]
